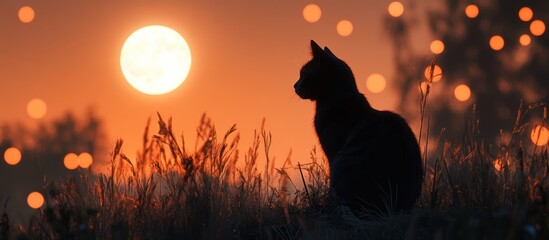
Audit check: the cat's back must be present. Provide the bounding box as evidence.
[343,110,418,150]
[333,110,420,167]
[330,109,423,211]
[371,110,418,143]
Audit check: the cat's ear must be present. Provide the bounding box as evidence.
[310,40,325,58]
[323,47,337,59]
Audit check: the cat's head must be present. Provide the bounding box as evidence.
[294,40,358,100]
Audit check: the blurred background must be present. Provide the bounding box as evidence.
[1,0,547,224]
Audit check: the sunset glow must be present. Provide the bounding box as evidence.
[388,1,404,18]
[366,74,386,93]
[519,34,531,46]
[518,7,533,22]
[18,6,35,23]
[530,20,546,36]
[424,64,442,82]
[63,153,79,170]
[303,4,322,23]
[2,1,549,233]
[27,192,44,209]
[27,98,47,119]
[530,125,549,146]
[454,84,471,102]
[4,147,22,165]
[120,25,192,95]
[336,20,353,37]
[489,35,505,51]
[465,4,479,19]
[430,40,445,54]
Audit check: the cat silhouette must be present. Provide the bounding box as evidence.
[294,40,423,215]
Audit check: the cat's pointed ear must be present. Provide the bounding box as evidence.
[323,47,337,58]
[310,40,325,58]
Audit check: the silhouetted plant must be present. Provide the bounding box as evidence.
[6,109,549,239]
[0,109,106,229]
[0,199,9,240]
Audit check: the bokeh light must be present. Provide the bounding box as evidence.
[27,192,44,209]
[493,159,503,172]
[489,35,505,51]
[64,153,79,170]
[4,147,22,165]
[27,98,47,119]
[530,20,546,36]
[78,152,93,169]
[454,84,471,102]
[388,1,404,18]
[366,74,387,93]
[303,4,322,23]
[424,64,442,82]
[530,125,549,146]
[336,20,353,37]
[419,82,429,95]
[18,6,35,23]
[518,7,533,22]
[465,4,479,19]
[430,40,445,54]
[519,34,531,46]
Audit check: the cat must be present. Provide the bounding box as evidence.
[294,40,423,215]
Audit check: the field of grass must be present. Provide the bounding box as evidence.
[1,101,548,239]
[1,107,547,239]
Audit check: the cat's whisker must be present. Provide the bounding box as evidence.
[290,93,298,101]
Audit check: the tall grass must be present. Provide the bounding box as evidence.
[11,114,330,239]
[415,61,548,239]
[3,105,548,239]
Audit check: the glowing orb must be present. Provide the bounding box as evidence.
[530,20,546,36]
[489,35,504,51]
[303,4,321,23]
[120,25,192,95]
[518,7,533,22]
[465,4,479,19]
[388,1,404,18]
[4,147,22,165]
[27,98,47,119]
[27,192,44,209]
[366,74,386,93]
[64,153,79,170]
[493,159,503,171]
[78,152,93,169]
[424,64,442,82]
[454,84,471,102]
[530,125,549,146]
[336,20,353,37]
[519,34,531,46]
[430,40,445,54]
[419,82,429,94]
[18,6,35,23]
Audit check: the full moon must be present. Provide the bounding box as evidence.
[120,25,192,95]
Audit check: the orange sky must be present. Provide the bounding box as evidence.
[1,1,431,172]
